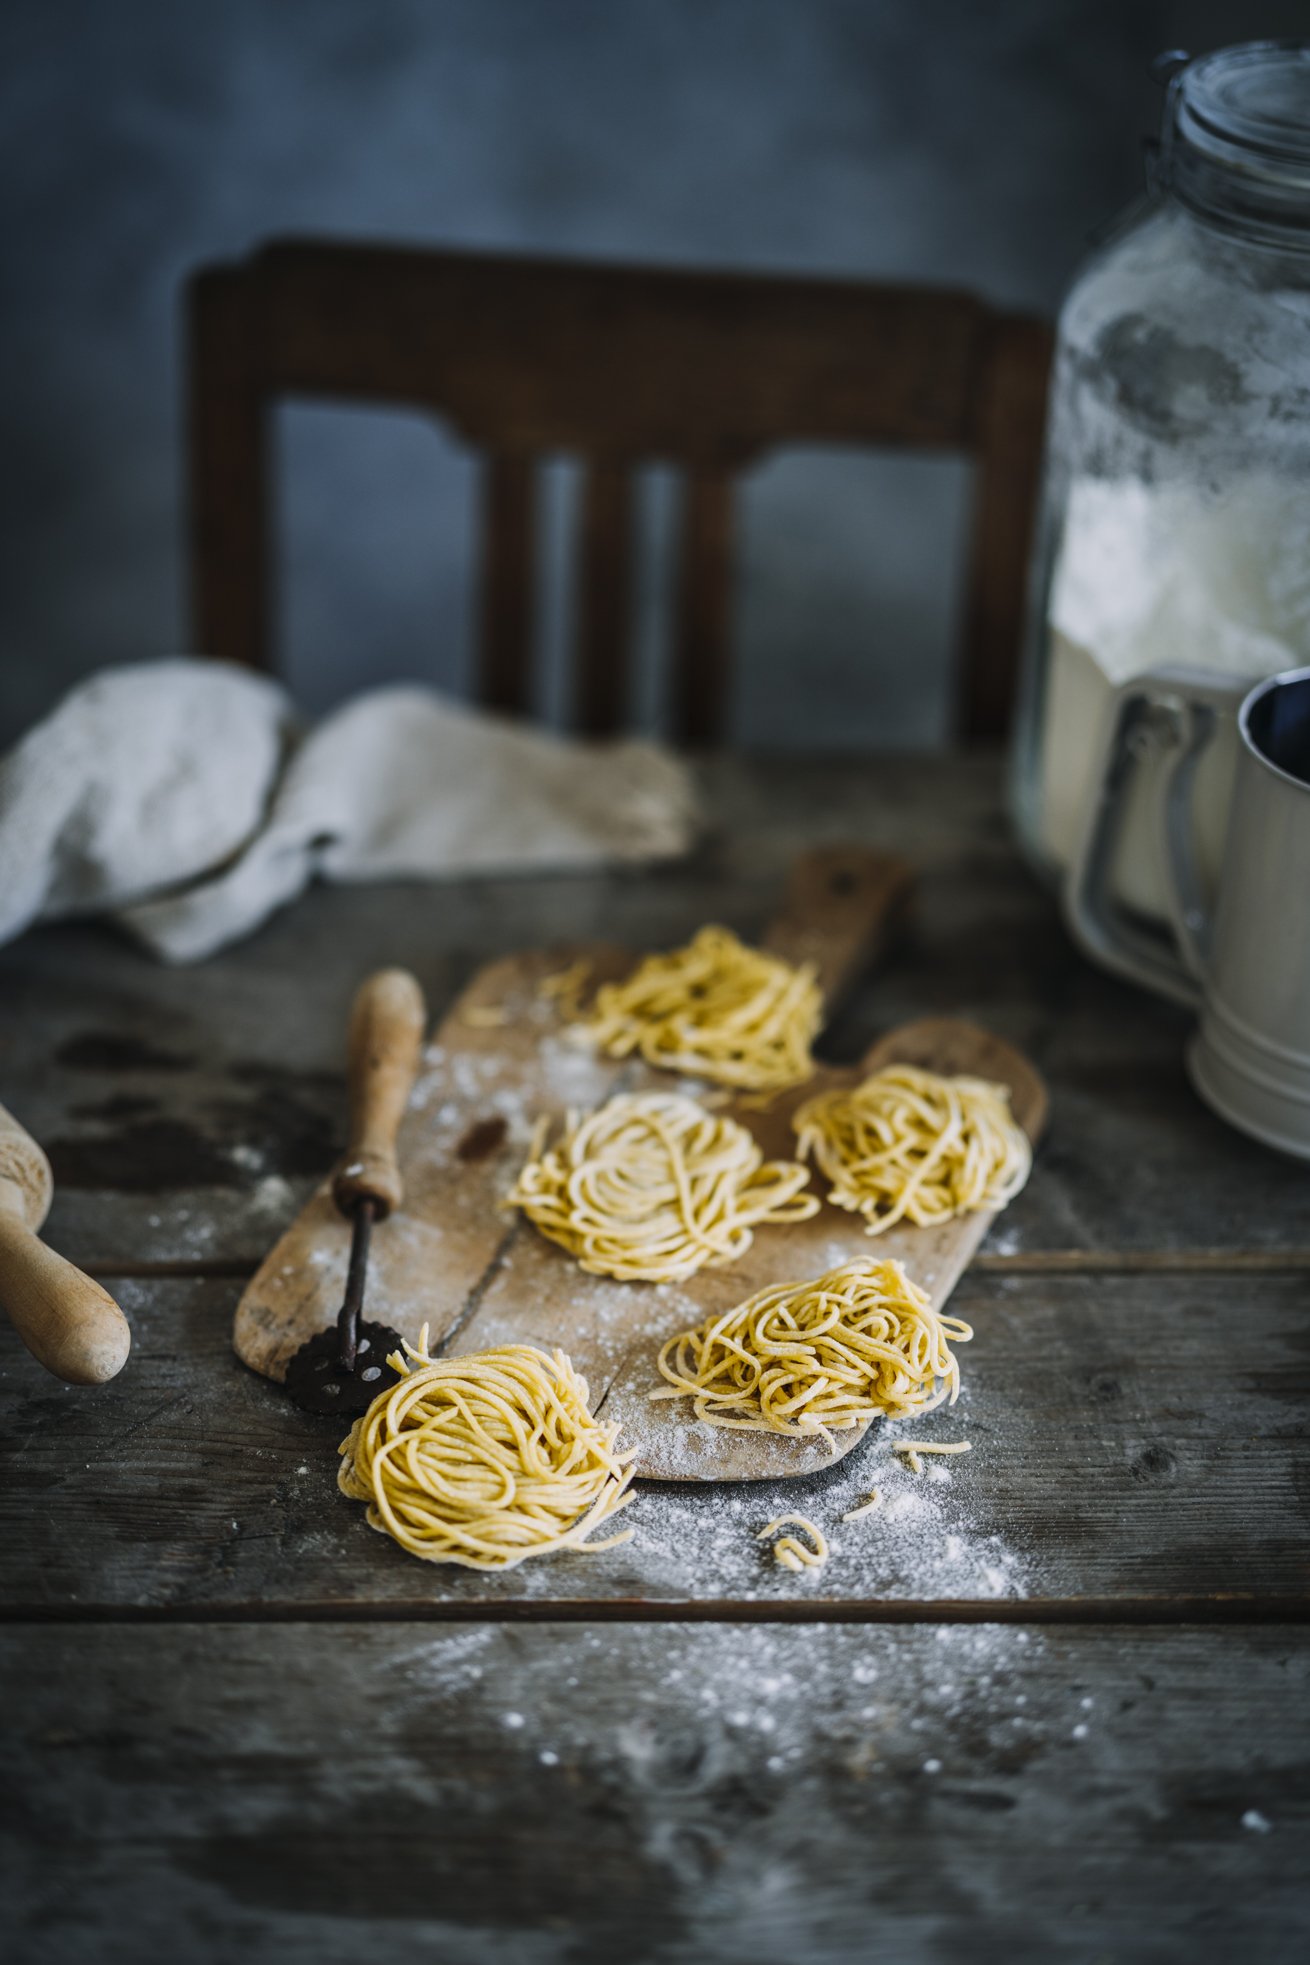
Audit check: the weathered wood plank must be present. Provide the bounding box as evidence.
[0,758,1305,1270]
[1,1271,1305,1615]
[3,1621,1307,1963]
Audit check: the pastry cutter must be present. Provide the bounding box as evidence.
[283,968,427,1416]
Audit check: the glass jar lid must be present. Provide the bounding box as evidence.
[1164,41,1310,247]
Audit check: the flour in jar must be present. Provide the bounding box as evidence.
[1037,473,1310,919]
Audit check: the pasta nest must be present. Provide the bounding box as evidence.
[507,1088,818,1281]
[338,1338,636,1570]
[652,1257,972,1450]
[580,925,822,1092]
[793,1063,1030,1235]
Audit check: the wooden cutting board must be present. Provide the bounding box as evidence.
[234,845,1045,1482]
[234,847,911,1382]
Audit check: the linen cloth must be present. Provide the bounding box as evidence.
[0,660,698,962]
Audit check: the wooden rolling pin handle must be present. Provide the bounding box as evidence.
[0,1102,132,1385]
[331,968,428,1221]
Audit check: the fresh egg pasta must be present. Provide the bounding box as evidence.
[507,1089,817,1282]
[580,925,822,1092]
[338,1335,636,1570]
[793,1064,1030,1235]
[652,1257,971,1453]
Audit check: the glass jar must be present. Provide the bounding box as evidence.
[1010,41,1310,922]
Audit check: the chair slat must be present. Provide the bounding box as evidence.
[957,314,1055,743]
[254,243,986,455]
[575,462,634,737]
[477,453,537,717]
[672,467,734,748]
[187,269,268,670]
[188,243,1053,746]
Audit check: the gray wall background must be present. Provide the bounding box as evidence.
[1,0,1300,751]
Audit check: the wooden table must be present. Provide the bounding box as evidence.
[2,755,1307,1962]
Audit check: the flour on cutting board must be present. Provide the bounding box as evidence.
[408,1033,616,1136]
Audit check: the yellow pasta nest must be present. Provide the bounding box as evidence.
[507,1089,818,1281]
[652,1257,972,1451]
[337,1337,636,1570]
[793,1063,1030,1236]
[581,925,822,1092]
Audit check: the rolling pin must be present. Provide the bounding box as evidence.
[0,1100,132,1383]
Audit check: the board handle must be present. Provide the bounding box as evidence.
[762,845,914,1006]
[332,969,428,1220]
[0,1101,132,1384]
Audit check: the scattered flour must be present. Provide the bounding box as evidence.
[252,1174,296,1215]
[386,1619,1077,1814]
[482,1421,1034,1612]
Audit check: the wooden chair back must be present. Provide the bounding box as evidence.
[187,241,1052,743]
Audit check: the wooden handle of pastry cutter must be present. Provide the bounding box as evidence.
[332,968,428,1220]
[0,1100,132,1384]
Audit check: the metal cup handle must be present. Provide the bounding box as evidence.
[1061,666,1245,1008]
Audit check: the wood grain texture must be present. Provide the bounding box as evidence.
[4,760,1306,1956]
[0,1100,53,1229]
[4,758,1307,1274]
[329,968,427,1219]
[3,1269,1306,1615]
[0,1194,131,1386]
[187,241,1050,739]
[0,1104,130,1385]
[761,843,913,1004]
[4,1622,1307,1963]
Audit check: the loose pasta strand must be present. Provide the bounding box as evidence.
[652,1257,972,1452]
[337,1339,636,1571]
[794,1063,1030,1236]
[538,959,594,1021]
[889,1439,972,1457]
[578,925,822,1092]
[462,1003,511,1028]
[506,1089,818,1282]
[891,1439,970,1475]
[758,1513,829,1570]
